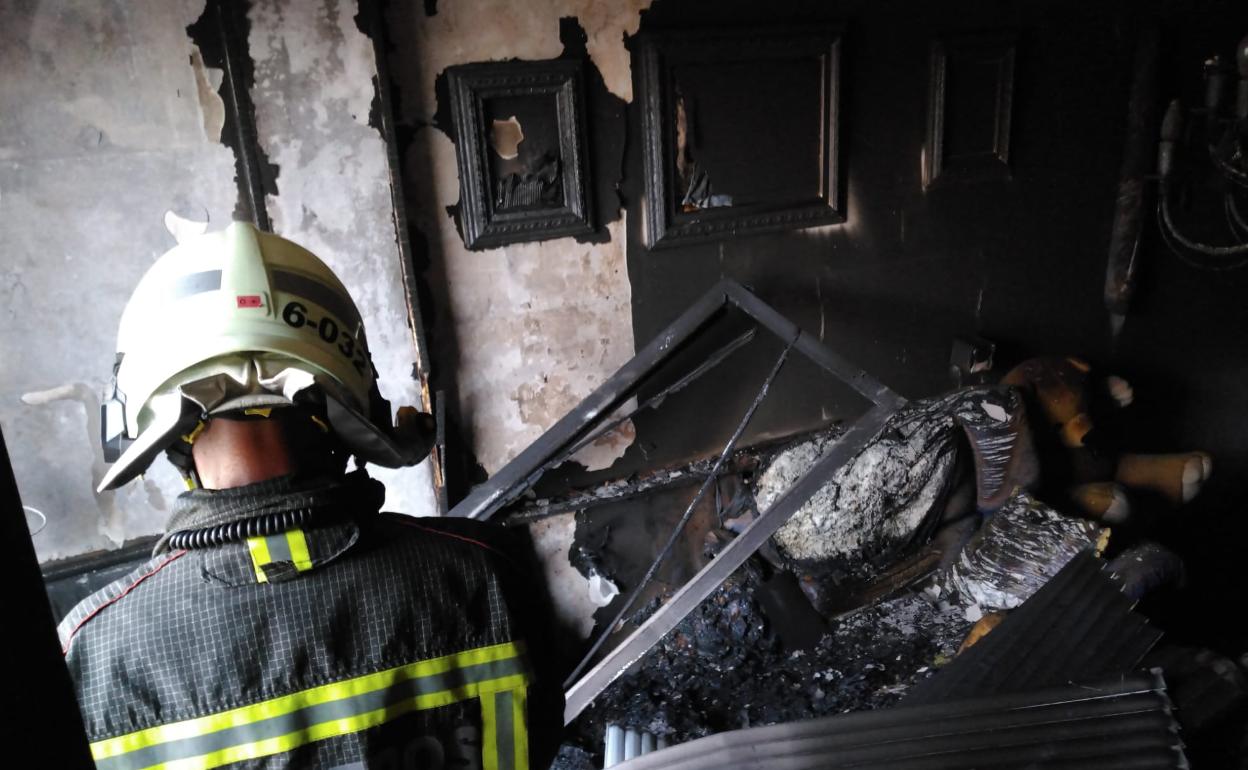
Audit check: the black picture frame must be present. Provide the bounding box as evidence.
[923,33,1016,189]
[639,26,844,249]
[447,59,594,250]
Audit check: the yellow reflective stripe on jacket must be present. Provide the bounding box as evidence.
[245,529,313,583]
[481,683,529,770]
[284,529,312,572]
[244,536,272,583]
[89,641,531,770]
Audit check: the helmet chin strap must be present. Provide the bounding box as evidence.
[167,403,347,491]
[164,414,208,490]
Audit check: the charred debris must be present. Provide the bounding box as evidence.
[461,282,1238,767]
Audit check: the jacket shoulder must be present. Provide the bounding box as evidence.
[57,549,188,654]
[373,513,526,568]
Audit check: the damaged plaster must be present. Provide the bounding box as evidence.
[425,129,634,477]
[390,0,653,117]
[388,1,645,476]
[247,0,437,516]
[527,512,599,639]
[189,45,226,141]
[0,0,238,561]
[450,212,635,475]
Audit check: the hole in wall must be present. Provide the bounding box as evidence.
[490,115,524,160]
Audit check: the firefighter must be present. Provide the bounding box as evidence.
[59,222,561,769]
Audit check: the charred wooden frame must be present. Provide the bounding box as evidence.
[445,280,903,723]
[360,0,443,506]
[639,27,845,248]
[446,59,594,250]
[924,33,1017,189]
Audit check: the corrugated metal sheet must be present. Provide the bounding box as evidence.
[906,551,1163,705]
[614,671,1186,770]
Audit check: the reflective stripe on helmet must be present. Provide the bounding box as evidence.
[170,270,223,298]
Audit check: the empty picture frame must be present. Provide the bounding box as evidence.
[447,59,594,250]
[924,34,1016,189]
[639,27,845,249]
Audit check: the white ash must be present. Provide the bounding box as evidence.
[949,490,1103,611]
[762,392,966,563]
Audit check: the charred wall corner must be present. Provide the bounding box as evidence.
[187,0,281,229]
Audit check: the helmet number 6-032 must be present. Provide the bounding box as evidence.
[282,301,368,374]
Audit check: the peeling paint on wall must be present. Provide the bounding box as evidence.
[389,1,643,477]
[247,0,437,516]
[189,44,226,141]
[414,122,635,475]
[389,0,653,125]
[0,0,238,561]
[527,512,598,639]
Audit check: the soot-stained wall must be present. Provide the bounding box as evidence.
[390,0,1246,489]
[392,0,1248,649]
[617,0,1248,652]
[383,1,652,487]
[0,0,238,561]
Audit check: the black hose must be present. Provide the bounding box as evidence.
[1157,187,1248,270]
[166,506,342,550]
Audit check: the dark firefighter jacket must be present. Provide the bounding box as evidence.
[58,471,562,770]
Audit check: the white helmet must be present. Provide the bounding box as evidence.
[98,222,429,491]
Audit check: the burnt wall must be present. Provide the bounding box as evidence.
[616,0,1248,651]
[387,0,1248,650]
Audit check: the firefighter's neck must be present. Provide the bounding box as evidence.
[191,417,297,490]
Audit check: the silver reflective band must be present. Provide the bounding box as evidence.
[171,270,223,299]
[272,270,363,333]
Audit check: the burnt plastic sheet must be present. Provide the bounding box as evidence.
[613,671,1185,770]
[949,490,1104,611]
[906,551,1163,706]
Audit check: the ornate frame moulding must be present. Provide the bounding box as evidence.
[924,33,1017,189]
[447,59,594,250]
[639,26,845,249]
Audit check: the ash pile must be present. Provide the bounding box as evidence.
[570,571,968,748]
